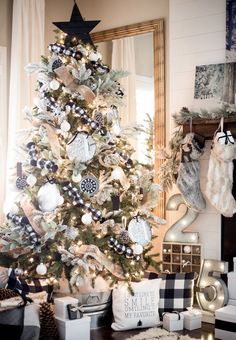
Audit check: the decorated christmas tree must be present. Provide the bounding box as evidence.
[0,4,164,291]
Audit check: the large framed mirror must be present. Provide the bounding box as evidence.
[91,19,165,218]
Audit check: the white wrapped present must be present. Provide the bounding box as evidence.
[163,312,184,332]
[54,296,78,320]
[56,315,91,340]
[181,309,202,330]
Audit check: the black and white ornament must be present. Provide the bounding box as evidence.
[62,181,102,221]
[16,162,28,190]
[27,142,58,173]
[49,56,63,72]
[48,43,83,61]
[7,213,40,246]
[128,217,152,246]
[37,181,64,212]
[79,176,99,196]
[66,132,96,163]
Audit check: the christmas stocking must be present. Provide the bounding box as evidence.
[177,133,206,211]
[205,132,236,217]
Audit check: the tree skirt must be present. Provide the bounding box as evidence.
[126,328,199,340]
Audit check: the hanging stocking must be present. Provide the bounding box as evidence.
[177,132,206,211]
[205,118,236,217]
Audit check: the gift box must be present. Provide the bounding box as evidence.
[227,259,236,306]
[56,315,91,340]
[181,309,202,330]
[54,296,78,320]
[163,312,184,332]
[215,305,236,340]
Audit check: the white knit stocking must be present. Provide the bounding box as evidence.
[205,137,236,217]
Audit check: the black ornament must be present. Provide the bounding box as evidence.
[51,58,63,71]
[53,3,100,45]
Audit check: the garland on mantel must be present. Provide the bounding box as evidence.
[173,103,236,124]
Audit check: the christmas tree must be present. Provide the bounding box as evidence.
[0,4,164,290]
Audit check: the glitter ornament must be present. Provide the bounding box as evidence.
[36,263,47,275]
[119,230,130,244]
[81,213,93,225]
[37,182,64,212]
[67,132,96,163]
[128,217,152,246]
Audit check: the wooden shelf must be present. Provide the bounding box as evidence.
[162,242,202,274]
[182,117,236,139]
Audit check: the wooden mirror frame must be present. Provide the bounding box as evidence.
[91,19,165,218]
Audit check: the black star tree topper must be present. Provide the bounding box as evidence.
[53,2,100,45]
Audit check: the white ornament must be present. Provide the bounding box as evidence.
[50,79,60,90]
[132,243,144,255]
[81,213,93,225]
[72,172,82,183]
[14,268,23,276]
[37,182,64,212]
[26,174,37,187]
[36,263,47,275]
[67,132,96,163]
[128,217,152,246]
[60,120,71,132]
[111,167,124,180]
[183,245,191,254]
[88,51,102,62]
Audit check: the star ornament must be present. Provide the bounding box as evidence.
[53,3,100,45]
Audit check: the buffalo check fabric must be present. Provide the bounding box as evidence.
[145,272,197,317]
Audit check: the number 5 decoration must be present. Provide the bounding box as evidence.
[196,259,229,312]
[164,194,199,243]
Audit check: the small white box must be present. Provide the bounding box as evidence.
[56,315,91,340]
[163,312,184,332]
[228,271,236,301]
[181,310,202,330]
[54,296,78,320]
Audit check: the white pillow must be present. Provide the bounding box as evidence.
[111,278,162,331]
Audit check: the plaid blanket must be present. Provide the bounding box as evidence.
[0,303,40,340]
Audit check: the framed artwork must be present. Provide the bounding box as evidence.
[194,63,236,104]
[226,0,236,61]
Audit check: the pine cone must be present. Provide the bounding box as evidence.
[0,288,18,300]
[39,302,58,339]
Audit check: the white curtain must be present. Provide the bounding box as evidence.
[2,0,45,220]
[112,37,136,126]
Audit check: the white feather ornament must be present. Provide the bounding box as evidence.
[37,182,64,212]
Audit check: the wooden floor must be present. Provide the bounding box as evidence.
[91,322,216,340]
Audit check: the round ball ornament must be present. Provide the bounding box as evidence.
[183,245,191,254]
[72,172,82,183]
[36,263,47,275]
[37,182,64,212]
[66,132,96,163]
[26,174,37,187]
[79,176,99,196]
[81,213,93,225]
[128,217,152,246]
[50,79,60,90]
[88,51,102,62]
[50,57,63,72]
[60,120,71,132]
[132,243,144,255]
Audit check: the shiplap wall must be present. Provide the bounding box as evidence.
[168,0,226,260]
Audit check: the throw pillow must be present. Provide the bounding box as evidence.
[111,278,162,331]
[145,272,197,316]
